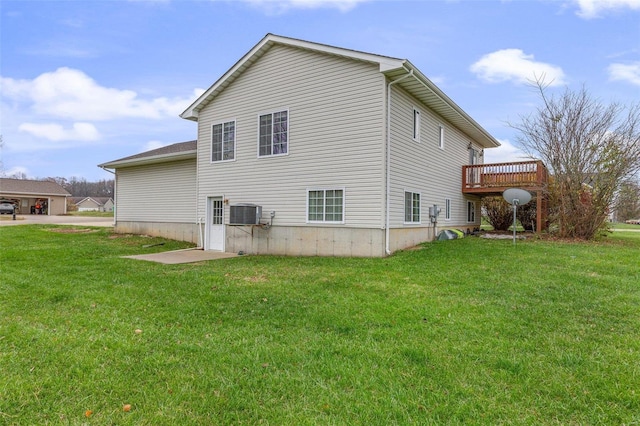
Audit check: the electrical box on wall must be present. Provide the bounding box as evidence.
[229,204,262,225]
[429,205,441,223]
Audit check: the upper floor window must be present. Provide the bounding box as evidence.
[438,125,445,150]
[413,108,421,142]
[308,188,344,223]
[404,191,421,224]
[259,110,288,157]
[211,120,235,162]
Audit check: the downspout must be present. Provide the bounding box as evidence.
[385,69,413,255]
[195,151,203,249]
[99,165,116,226]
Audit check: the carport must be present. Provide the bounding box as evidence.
[0,178,71,215]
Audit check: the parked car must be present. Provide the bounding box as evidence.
[0,201,15,215]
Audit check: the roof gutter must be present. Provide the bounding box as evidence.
[402,62,500,148]
[385,67,414,256]
[99,165,115,175]
[98,150,197,169]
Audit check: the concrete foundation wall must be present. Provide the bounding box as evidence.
[225,225,386,257]
[114,222,476,257]
[388,223,477,252]
[389,227,435,252]
[115,221,200,245]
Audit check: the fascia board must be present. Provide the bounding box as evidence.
[180,33,406,121]
[180,35,275,121]
[99,151,197,169]
[399,61,501,149]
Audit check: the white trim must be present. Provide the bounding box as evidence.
[99,150,196,169]
[210,119,237,163]
[438,124,445,150]
[306,187,346,224]
[412,107,421,142]
[403,189,421,225]
[180,33,406,120]
[257,108,290,158]
[206,195,225,251]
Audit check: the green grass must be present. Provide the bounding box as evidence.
[611,221,640,230]
[65,210,114,217]
[1,225,639,424]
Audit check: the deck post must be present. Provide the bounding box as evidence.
[536,190,542,234]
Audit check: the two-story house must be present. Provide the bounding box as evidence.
[99,34,502,257]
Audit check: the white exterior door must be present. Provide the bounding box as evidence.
[207,196,224,251]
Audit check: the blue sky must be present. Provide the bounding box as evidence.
[1,0,639,181]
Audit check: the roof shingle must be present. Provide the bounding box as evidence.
[0,178,71,196]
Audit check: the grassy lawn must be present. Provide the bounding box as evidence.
[66,211,114,218]
[1,225,639,424]
[611,222,640,230]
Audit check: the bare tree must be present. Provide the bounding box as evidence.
[614,181,640,222]
[510,80,640,239]
[482,197,512,231]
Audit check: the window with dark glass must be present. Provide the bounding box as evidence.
[211,121,235,162]
[404,191,421,223]
[259,110,288,156]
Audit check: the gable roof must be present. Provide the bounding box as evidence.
[99,140,197,169]
[0,178,71,197]
[180,33,500,149]
[72,196,113,206]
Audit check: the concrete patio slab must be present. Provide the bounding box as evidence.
[123,248,238,264]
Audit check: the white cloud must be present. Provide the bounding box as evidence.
[0,67,195,121]
[240,0,367,13]
[142,140,169,151]
[470,49,566,86]
[483,139,532,164]
[571,0,640,18]
[1,166,32,179]
[608,62,640,86]
[18,122,100,142]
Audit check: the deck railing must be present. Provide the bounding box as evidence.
[462,160,548,193]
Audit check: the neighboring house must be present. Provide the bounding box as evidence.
[100,34,501,257]
[0,178,71,215]
[71,196,114,212]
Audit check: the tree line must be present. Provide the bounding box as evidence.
[51,177,115,198]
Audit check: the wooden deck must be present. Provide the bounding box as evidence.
[462,160,549,232]
[462,160,548,195]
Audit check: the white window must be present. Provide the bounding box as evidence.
[438,125,445,150]
[467,201,476,223]
[211,120,235,162]
[404,191,421,224]
[445,198,451,220]
[307,188,344,223]
[259,110,288,157]
[413,108,421,142]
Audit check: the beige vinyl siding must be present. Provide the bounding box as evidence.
[77,199,100,211]
[115,159,196,223]
[196,44,386,228]
[388,85,481,227]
